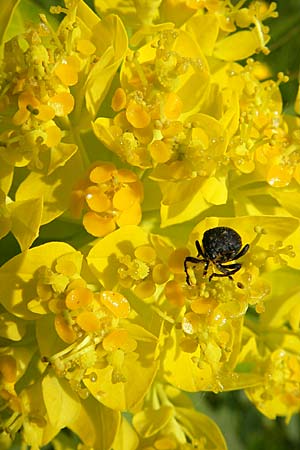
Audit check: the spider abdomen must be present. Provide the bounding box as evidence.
[202,227,242,262]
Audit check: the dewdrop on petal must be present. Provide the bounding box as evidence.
[191,298,217,315]
[182,312,202,335]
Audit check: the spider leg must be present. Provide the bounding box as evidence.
[184,256,206,285]
[234,243,250,260]
[202,260,210,276]
[195,240,205,258]
[209,262,242,281]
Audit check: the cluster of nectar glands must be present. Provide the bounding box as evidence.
[176,223,296,376]
[87,226,190,311]
[93,2,281,182]
[93,28,210,170]
[225,61,300,187]
[118,243,190,307]
[246,348,300,420]
[29,253,136,398]
[185,224,295,313]
[71,162,144,237]
[0,4,96,172]
[178,269,248,379]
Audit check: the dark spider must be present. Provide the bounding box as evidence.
[184,226,249,285]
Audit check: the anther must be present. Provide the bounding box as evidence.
[26,104,39,115]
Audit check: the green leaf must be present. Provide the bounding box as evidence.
[20,381,49,448]
[36,315,68,357]
[94,0,136,28]
[185,13,219,56]
[190,216,300,253]
[0,191,11,241]
[48,143,78,175]
[0,156,14,195]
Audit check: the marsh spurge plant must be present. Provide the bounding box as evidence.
[0,1,300,449]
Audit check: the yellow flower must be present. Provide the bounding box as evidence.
[87,225,190,307]
[246,349,300,421]
[92,3,288,226]
[130,384,228,450]
[0,241,158,418]
[0,0,128,231]
[93,27,210,168]
[0,24,77,171]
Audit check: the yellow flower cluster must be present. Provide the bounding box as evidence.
[1,1,300,449]
[71,162,144,236]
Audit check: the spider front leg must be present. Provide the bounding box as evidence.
[195,240,205,258]
[209,262,242,281]
[234,243,250,259]
[184,256,207,285]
